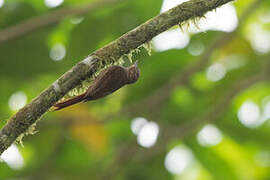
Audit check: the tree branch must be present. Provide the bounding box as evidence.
[0,0,234,155]
[99,0,265,176]
[124,0,263,116]
[0,0,118,44]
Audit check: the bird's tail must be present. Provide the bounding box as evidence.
[53,92,87,111]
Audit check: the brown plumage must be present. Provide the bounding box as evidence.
[53,61,140,110]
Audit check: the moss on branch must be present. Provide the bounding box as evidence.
[0,0,234,154]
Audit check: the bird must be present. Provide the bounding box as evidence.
[53,61,140,110]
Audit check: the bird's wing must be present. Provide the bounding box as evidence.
[84,66,127,100]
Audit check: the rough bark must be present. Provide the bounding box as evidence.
[0,0,234,154]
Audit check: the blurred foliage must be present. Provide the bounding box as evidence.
[1,0,270,179]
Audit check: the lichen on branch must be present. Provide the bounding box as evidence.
[0,0,234,155]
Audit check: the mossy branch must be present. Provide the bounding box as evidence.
[0,0,233,154]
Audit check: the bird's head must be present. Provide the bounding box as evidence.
[127,60,140,84]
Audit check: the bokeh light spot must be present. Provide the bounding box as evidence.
[1,144,24,170]
[153,29,190,52]
[191,4,238,33]
[137,122,159,148]
[164,145,193,174]
[248,23,270,54]
[157,1,237,52]
[50,43,66,61]
[8,91,27,111]
[188,41,204,56]
[0,0,4,8]
[206,63,226,82]
[237,101,263,128]
[45,0,64,8]
[131,117,148,135]
[160,0,188,13]
[161,1,238,32]
[197,124,222,147]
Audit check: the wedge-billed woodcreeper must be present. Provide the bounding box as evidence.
[53,61,140,110]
